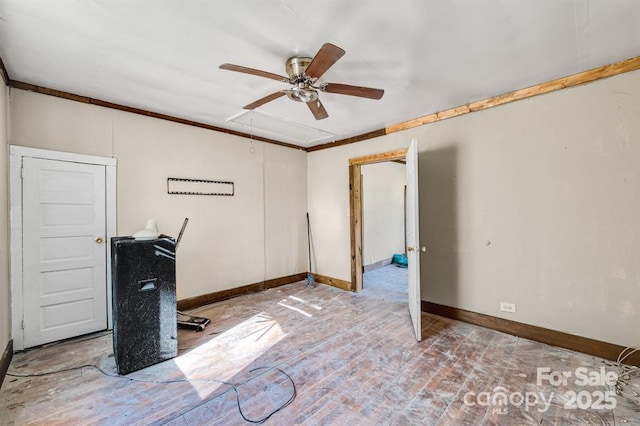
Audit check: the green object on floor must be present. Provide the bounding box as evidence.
[392,253,408,268]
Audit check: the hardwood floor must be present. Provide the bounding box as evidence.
[2,281,639,425]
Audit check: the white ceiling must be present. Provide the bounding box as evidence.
[0,1,639,148]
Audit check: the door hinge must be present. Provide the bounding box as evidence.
[20,165,24,178]
[21,319,24,329]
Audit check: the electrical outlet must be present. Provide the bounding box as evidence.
[500,302,516,313]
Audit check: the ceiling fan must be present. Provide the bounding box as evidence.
[219,43,384,120]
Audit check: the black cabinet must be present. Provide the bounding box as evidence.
[111,236,178,375]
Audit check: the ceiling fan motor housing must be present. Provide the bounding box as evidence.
[286,56,313,82]
[286,56,318,103]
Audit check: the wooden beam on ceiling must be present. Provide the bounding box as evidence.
[387,55,640,134]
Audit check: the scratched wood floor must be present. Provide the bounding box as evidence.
[2,280,640,425]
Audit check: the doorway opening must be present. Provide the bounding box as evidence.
[348,148,408,292]
[349,140,421,341]
[360,160,408,302]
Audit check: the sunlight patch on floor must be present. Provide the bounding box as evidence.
[288,295,323,310]
[278,300,313,317]
[173,312,287,399]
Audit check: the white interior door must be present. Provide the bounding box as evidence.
[406,138,422,341]
[22,157,108,348]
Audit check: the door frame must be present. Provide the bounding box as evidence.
[9,146,117,350]
[349,148,408,291]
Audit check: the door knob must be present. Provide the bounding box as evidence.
[95,237,104,244]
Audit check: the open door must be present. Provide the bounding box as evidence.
[406,138,422,341]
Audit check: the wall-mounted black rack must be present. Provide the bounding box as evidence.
[167,177,234,196]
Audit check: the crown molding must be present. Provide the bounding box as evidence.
[308,55,640,152]
[0,55,10,86]
[9,81,305,151]
[7,55,640,152]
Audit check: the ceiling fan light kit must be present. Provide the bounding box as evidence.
[220,43,384,120]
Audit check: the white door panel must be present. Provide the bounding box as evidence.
[41,203,94,227]
[406,138,422,341]
[40,299,96,329]
[22,157,107,348]
[41,268,95,297]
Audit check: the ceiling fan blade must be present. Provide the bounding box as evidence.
[220,63,289,83]
[304,43,346,79]
[307,99,329,120]
[243,91,287,110]
[322,83,384,100]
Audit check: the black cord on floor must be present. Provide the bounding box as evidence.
[234,367,296,424]
[7,364,97,377]
[7,363,296,424]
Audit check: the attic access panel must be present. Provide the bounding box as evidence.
[226,110,335,146]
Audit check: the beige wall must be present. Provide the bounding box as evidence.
[9,89,308,300]
[0,82,9,352]
[6,68,640,350]
[308,69,640,347]
[361,162,406,265]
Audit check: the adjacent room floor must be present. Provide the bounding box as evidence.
[2,281,639,425]
[362,263,408,303]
